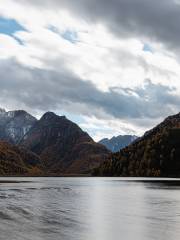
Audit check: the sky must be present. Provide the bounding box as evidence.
[0,0,180,141]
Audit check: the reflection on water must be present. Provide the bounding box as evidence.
[0,177,180,240]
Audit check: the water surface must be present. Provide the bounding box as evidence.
[0,177,180,240]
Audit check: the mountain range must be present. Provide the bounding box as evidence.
[0,108,37,144]
[99,135,138,152]
[20,112,109,174]
[94,112,180,177]
[0,109,109,175]
[1,108,180,177]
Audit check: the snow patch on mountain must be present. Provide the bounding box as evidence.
[0,108,37,144]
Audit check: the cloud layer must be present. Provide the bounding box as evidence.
[1,58,179,123]
[15,0,180,53]
[0,0,180,140]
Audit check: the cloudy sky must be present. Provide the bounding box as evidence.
[0,0,180,140]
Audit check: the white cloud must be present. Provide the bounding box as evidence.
[80,116,141,141]
[0,0,180,139]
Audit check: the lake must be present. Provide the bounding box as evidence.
[0,177,180,240]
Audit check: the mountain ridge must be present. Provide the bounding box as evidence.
[94,112,180,177]
[99,135,138,152]
[0,108,37,144]
[20,111,110,174]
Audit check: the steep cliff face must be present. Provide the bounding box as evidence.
[99,135,138,152]
[95,113,180,177]
[0,141,42,176]
[0,109,37,144]
[20,112,110,174]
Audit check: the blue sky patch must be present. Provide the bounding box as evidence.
[48,25,78,44]
[0,17,26,44]
[48,25,59,35]
[62,30,78,44]
[0,17,25,35]
[143,43,154,53]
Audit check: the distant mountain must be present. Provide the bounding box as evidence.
[99,135,138,152]
[0,141,42,176]
[20,112,110,174]
[0,108,37,144]
[94,112,180,177]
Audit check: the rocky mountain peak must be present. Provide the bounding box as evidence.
[99,134,138,152]
[41,112,67,122]
[7,110,36,120]
[21,111,109,174]
[41,111,57,120]
[0,108,37,144]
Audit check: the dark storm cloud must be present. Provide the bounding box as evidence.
[0,58,179,123]
[16,0,180,52]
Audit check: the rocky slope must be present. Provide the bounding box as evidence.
[99,135,138,152]
[0,108,37,144]
[0,141,42,175]
[20,112,110,174]
[94,112,180,177]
